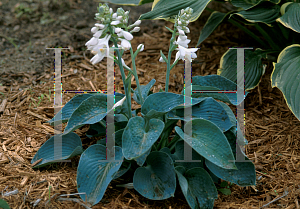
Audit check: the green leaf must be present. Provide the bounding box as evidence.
[186,75,249,105]
[0,199,11,209]
[205,129,256,187]
[31,133,83,168]
[217,48,267,90]
[231,2,280,25]
[197,11,227,46]
[218,101,248,145]
[133,151,176,200]
[230,0,280,10]
[218,188,231,195]
[141,92,205,120]
[122,116,164,160]
[133,79,156,105]
[77,145,123,206]
[277,3,300,33]
[168,97,232,132]
[175,166,218,209]
[175,119,237,169]
[140,0,212,22]
[63,94,125,135]
[113,160,131,180]
[135,148,151,166]
[47,94,93,125]
[271,44,300,120]
[172,140,204,170]
[206,157,256,186]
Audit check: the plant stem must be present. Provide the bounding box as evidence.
[254,23,281,50]
[109,26,132,118]
[227,19,269,49]
[165,23,178,92]
[130,47,144,105]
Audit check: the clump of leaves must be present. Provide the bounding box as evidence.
[31,4,256,209]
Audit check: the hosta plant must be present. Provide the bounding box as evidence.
[32,4,256,208]
[106,0,300,121]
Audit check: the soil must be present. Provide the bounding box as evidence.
[1,0,300,208]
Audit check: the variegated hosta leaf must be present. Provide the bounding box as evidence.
[230,0,280,10]
[217,48,267,91]
[230,2,280,25]
[140,0,212,22]
[197,11,228,47]
[277,3,300,33]
[271,44,300,120]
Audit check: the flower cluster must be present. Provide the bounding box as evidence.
[159,7,198,63]
[85,4,142,65]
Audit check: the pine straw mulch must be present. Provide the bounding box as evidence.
[1,11,300,209]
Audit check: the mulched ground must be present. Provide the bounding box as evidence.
[1,0,300,208]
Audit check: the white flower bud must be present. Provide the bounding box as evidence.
[133,20,141,26]
[91,27,98,33]
[131,27,140,33]
[178,20,182,25]
[112,13,117,19]
[178,29,185,36]
[111,20,120,25]
[117,16,123,20]
[179,35,187,41]
[159,57,165,62]
[95,23,105,29]
[184,27,190,33]
[109,8,113,14]
[120,39,131,50]
[93,30,103,38]
[137,44,144,52]
[125,11,129,15]
[122,31,133,41]
[115,27,122,34]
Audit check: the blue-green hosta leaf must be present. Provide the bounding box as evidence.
[231,2,280,25]
[218,101,248,145]
[113,160,131,180]
[103,0,153,5]
[86,122,106,138]
[175,166,218,209]
[133,79,156,105]
[205,128,256,186]
[133,151,176,200]
[230,0,280,10]
[47,94,93,125]
[175,119,237,169]
[277,3,300,33]
[63,94,125,135]
[140,0,212,22]
[172,140,204,170]
[135,148,151,166]
[167,97,232,132]
[141,92,205,120]
[122,116,164,160]
[271,44,300,120]
[205,157,256,186]
[186,75,248,105]
[77,145,123,206]
[31,133,83,168]
[197,11,228,47]
[217,48,267,91]
[0,199,10,209]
